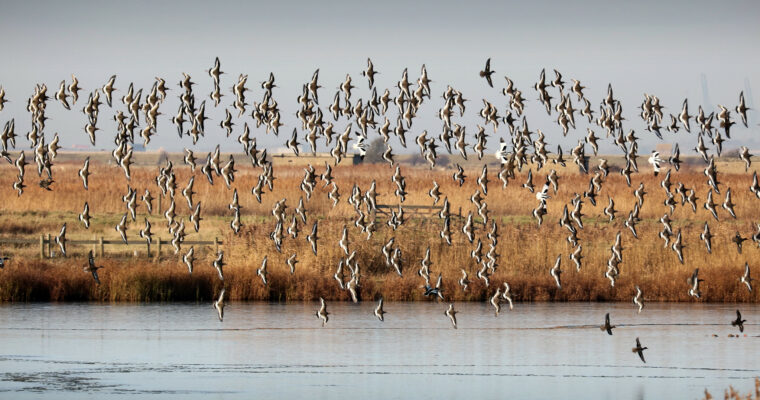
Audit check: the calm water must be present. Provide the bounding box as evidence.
[0,302,757,399]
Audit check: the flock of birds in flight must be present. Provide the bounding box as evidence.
[0,57,757,364]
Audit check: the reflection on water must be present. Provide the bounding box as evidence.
[0,302,757,399]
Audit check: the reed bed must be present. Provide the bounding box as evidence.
[701,377,760,400]
[0,158,759,302]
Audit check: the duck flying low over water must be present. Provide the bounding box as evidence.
[731,310,746,333]
[632,337,647,363]
[601,313,615,335]
[84,250,103,284]
[732,232,747,254]
[423,273,444,300]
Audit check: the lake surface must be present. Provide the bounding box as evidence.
[0,302,757,399]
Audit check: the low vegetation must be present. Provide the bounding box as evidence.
[0,157,758,302]
[701,378,760,400]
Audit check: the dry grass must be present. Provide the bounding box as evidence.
[701,377,760,400]
[0,156,759,302]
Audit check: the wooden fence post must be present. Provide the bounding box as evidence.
[39,235,44,259]
[99,236,104,257]
[93,235,97,255]
[146,240,151,258]
[47,233,52,258]
[155,238,161,261]
[214,237,219,254]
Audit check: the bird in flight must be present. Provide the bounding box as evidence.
[479,58,495,88]
[600,313,615,335]
[632,337,647,363]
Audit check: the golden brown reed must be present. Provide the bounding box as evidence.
[701,377,760,400]
[0,157,759,303]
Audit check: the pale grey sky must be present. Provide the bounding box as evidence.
[0,0,758,153]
